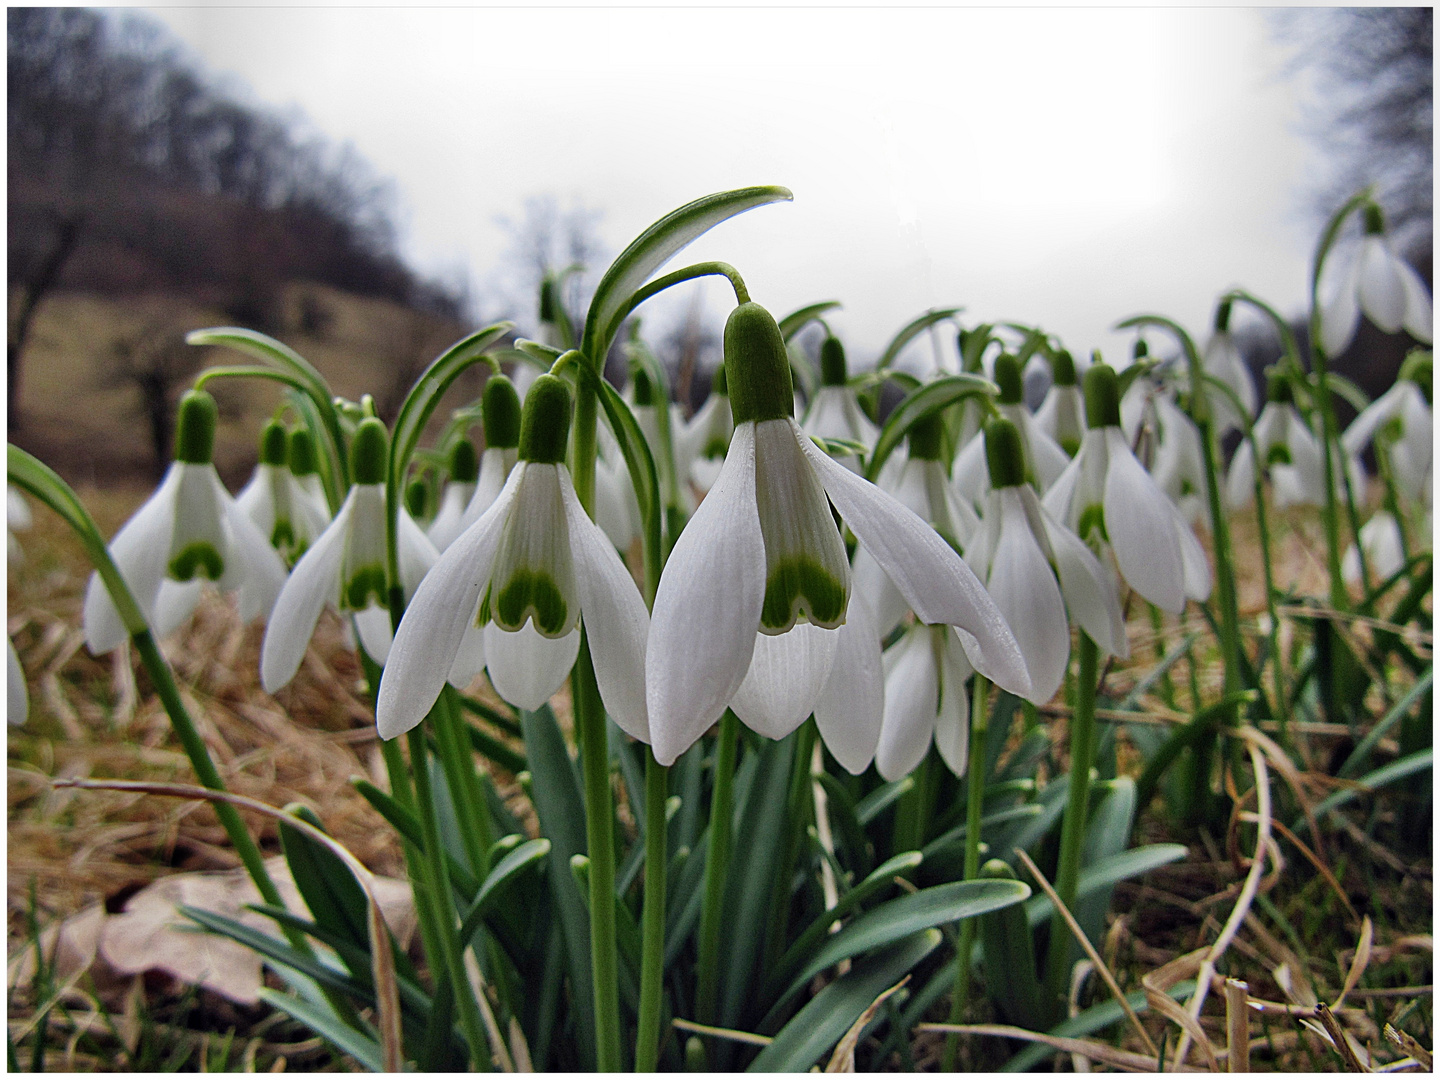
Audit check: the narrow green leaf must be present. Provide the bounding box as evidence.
[777,301,841,340]
[278,814,371,969]
[999,980,1197,1072]
[747,929,942,1072]
[584,187,793,362]
[1073,778,1137,948]
[1338,668,1433,779]
[855,777,914,826]
[814,771,871,876]
[1024,844,1187,926]
[875,308,964,370]
[350,779,481,899]
[1308,747,1435,824]
[979,860,1053,1031]
[866,375,997,483]
[456,838,551,948]
[257,988,384,1072]
[771,879,1029,1015]
[464,719,528,775]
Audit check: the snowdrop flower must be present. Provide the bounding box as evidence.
[1227,373,1328,510]
[853,412,980,638]
[953,353,1070,507]
[376,374,650,741]
[1343,510,1407,585]
[8,484,32,562]
[1200,302,1257,437]
[802,335,878,473]
[261,417,439,691]
[458,375,522,534]
[427,437,479,552]
[677,366,733,494]
[8,638,26,726]
[1320,205,1433,357]
[965,418,1128,706]
[1342,353,1432,504]
[1033,349,1086,457]
[647,302,1030,768]
[1149,394,1210,528]
[1044,363,1211,615]
[84,391,288,654]
[630,366,696,515]
[235,420,332,567]
[595,417,644,552]
[874,623,973,781]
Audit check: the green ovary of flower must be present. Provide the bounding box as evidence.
[345,565,388,611]
[494,569,568,636]
[169,541,224,582]
[760,556,846,631]
[1077,503,1108,545]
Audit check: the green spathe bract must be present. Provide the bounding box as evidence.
[519,375,573,465]
[907,411,946,463]
[993,354,1024,406]
[761,555,847,632]
[820,336,848,387]
[1052,349,1077,388]
[351,418,389,485]
[726,302,794,425]
[1084,363,1122,429]
[289,428,319,476]
[450,438,479,484]
[984,417,1026,490]
[494,568,568,636]
[483,375,523,449]
[175,389,218,465]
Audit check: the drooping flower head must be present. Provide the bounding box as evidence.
[677,364,734,494]
[236,419,332,567]
[84,389,288,654]
[1200,300,1257,437]
[1342,350,1433,505]
[427,436,480,552]
[1227,370,1327,511]
[377,373,650,741]
[261,416,438,691]
[953,352,1070,507]
[1320,203,1433,357]
[802,335,878,473]
[647,302,1031,769]
[1043,362,1211,614]
[1033,348,1086,457]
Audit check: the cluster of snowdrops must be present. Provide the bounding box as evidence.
[7,186,1432,1072]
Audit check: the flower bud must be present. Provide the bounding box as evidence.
[1051,349,1077,387]
[405,477,429,519]
[984,417,1026,489]
[518,374,572,465]
[820,336,848,387]
[258,419,289,466]
[1133,339,1149,360]
[725,302,794,425]
[993,353,1024,405]
[289,428,319,477]
[174,389,218,465]
[449,437,479,484]
[1084,363,1122,429]
[539,275,558,323]
[351,418,389,485]
[483,375,522,450]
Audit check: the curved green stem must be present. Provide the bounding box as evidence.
[695,710,740,1029]
[1046,632,1099,1003]
[635,753,670,1072]
[942,676,989,1072]
[618,262,750,329]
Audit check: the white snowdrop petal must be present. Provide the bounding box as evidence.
[222,485,289,624]
[485,622,580,711]
[375,474,519,740]
[988,489,1070,705]
[562,469,650,743]
[354,604,394,665]
[851,542,909,640]
[801,433,1032,698]
[152,580,204,639]
[83,465,183,654]
[1358,236,1407,333]
[875,628,940,782]
[428,483,476,552]
[1396,256,1433,344]
[447,624,487,690]
[647,423,765,767]
[1031,490,1129,660]
[1101,429,1186,614]
[729,622,840,741]
[1169,496,1213,602]
[933,630,974,777]
[1320,256,1363,357]
[261,493,355,693]
[1226,440,1256,511]
[396,508,441,603]
[813,594,883,775]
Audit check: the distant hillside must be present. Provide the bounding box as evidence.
[8,8,461,328]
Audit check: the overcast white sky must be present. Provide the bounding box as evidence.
[141,5,1319,370]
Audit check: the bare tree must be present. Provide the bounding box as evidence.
[98,318,205,477]
[488,194,607,335]
[7,208,83,428]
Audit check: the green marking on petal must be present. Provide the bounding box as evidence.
[1265,444,1293,467]
[1060,436,1081,457]
[271,519,296,551]
[760,555,847,632]
[169,541,224,582]
[1378,416,1405,446]
[494,568,568,636]
[345,565,388,611]
[1077,502,1108,545]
